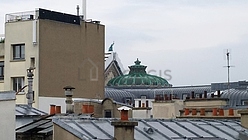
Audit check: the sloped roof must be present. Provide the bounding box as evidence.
[121,85,211,99]
[53,117,248,140]
[0,91,15,101]
[16,104,48,116]
[105,88,136,103]
[16,115,53,135]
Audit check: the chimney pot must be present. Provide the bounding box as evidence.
[118,106,131,121]
[217,90,221,97]
[50,104,56,115]
[212,108,217,116]
[184,108,189,116]
[191,91,195,99]
[200,108,205,116]
[204,91,207,98]
[229,108,234,116]
[219,108,224,116]
[192,108,197,115]
[55,106,61,114]
[211,93,214,98]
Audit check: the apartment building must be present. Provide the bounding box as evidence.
[2,8,104,108]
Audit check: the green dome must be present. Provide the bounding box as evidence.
[107,59,171,88]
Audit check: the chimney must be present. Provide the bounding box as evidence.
[192,108,197,116]
[211,93,214,98]
[204,91,207,98]
[200,108,205,116]
[50,104,56,115]
[76,5,80,16]
[212,108,217,116]
[55,106,61,114]
[184,108,189,116]
[191,91,195,99]
[229,108,234,116]
[217,90,221,97]
[219,108,224,116]
[64,86,75,114]
[238,109,248,128]
[111,106,138,140]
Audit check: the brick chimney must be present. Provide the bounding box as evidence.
[238,109,248,128]
[63,86,75,114]
[111,106,138,140]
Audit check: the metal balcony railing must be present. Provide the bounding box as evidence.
[5,10,37,23]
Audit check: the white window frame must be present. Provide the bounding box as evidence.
[13,77,25,93]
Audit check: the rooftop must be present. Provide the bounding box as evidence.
[53,116,248,140]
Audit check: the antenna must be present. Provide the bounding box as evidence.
[82,0,86,20]
[223,49,234,94]
[76,5,80,16]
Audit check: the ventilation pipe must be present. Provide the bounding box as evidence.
[64,86,75,114]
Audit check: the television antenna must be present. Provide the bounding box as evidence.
[223,49,234,94]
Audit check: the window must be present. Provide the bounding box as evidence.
[0,61,3,80]
[13,77,24,92]
[104,110,112,118]
[242,100,248,106]
[13,44,25,60]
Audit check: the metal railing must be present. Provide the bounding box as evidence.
[5,10,36,23]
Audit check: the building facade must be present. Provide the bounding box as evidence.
[0,91,16,140]
[3,8,105,108]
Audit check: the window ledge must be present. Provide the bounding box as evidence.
[0,80,4,83]
[10,59,26,62]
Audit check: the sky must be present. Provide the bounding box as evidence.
[0,0,248,86]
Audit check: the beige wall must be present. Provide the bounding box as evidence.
[53,124,81,140]
[133,109,151,119]
[74,98,132,118]
[153,100,184,119]
[238,110,248,128]
[4,20,39,107]
[0,99,15,140]
[38,20,104,99]
[184,99,227,109]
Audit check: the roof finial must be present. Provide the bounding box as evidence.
[135,58,141,65]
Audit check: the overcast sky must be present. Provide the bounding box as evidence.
[0,0,248,86]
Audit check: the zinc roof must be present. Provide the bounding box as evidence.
[53,117,248,140]
[16,104,48,116]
